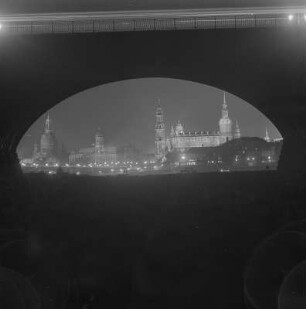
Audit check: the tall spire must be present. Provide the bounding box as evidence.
[219,92,232,140]
[223,91,229,110]
[264,127,271,142]
[45,112,52,133]
[234,120,241,139]
[156,99,163,124]
[222,92,229,119]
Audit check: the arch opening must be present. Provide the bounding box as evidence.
[17,78,283,176]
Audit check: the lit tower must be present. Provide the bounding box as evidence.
[219,92,233,141]
[155,100,166,160]
[40,112,57,157]
[264,127,272,142]
[94,128,104,165]
[234,120,241,139]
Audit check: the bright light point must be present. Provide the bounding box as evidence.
[304,14,306,20]
[181,155,186,160]
[0,24,2,30]
[288,14,294,21]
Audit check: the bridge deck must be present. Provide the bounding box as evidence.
[0,7,305,35]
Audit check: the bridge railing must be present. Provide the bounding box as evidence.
[0,12,305,35]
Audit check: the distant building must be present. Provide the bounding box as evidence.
[69,128,116,165]
[40,113,57,157]
[165,137,282,172]
[155,102,167,160]
[27,113,61,165]
[155,92,241,160]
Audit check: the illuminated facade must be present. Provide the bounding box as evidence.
[155,102,167,160]
[155,92,241,160]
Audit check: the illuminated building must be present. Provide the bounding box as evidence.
[155,92,241,160]
[27,113,60,165]
[40,113,57,157]
[155,101,167,160]
[165,137,282,172]
[69,128,116,165]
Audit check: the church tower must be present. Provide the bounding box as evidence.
[155,101,166,160]
[264,127,272,142]
[234,121,241,139]
[40,112,57,157]
[219,92,233,141]
[94,128,104,165]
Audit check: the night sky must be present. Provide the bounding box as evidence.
[18,78,282,157]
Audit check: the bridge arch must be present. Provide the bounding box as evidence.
[0,28,305,173]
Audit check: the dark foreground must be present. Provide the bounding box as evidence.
[0,171,305,308]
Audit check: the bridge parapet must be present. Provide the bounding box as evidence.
[0,7,305,34]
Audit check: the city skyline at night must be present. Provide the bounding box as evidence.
[17,78,282,158]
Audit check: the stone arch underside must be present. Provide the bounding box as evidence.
[0,28,305,172]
